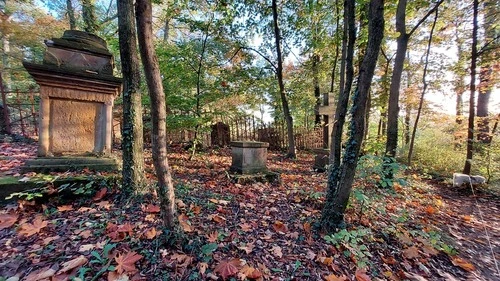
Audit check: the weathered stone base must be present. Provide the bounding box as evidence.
[21,157,120,173]
[229,171,281,185]
[313,149,329,172]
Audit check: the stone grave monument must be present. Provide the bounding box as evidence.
[22,30,121,172]
[229,141,280,184]
[313,92,335,172]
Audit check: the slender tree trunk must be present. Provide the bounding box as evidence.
[408,8,438,166]
[163,18,170,42]
[463,0,479,175]
[66,0,76,30]
[271,0,295,158]
[385,0,444,159]
[330,0,341,93]
[321,0,384,232]
[313,53,321,126]
[329,0,355,172]
[0,72,11,134]
[476,0,498,143]
[117,0,145,192]
[136,0,177,230]
[82,0,98,33]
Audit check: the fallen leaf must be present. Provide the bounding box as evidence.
[0,213,18,229]
[57,205,73,212]
[403,246,420,259]
[190,204,202,215]
[144,227,157,239]
[381,255,397,265]
[272,221,288,233]
[207,231,219,243]
[115,251,143,274]
[238,242,255,254]
[324,274,348,281]
[178,214,193,232]
[215,259,241,280]
[43,235,60,245]
[303,222,311,234]
[240,223,252,232]
[355,269,371,281]
[212,214,226,224]
[170,253,193,267]
[24,266,56,281]
[58,255,88,273]
[18,217,48,237]
[176,199,186,208]
[144,204,160,213]
[425,206,436,215]
[79,244,95,252]
[451,257,476,271]
[239,265,262,279]
[271,245,283,258]
[93,187,108,201]
[198,262,208,275]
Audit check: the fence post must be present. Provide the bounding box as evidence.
[29,89,38,136]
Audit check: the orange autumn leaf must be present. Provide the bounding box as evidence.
[144,204,160,213]
[115,251,143,274]
[18,217,48,237]
[425,205,436,215]
[324,274,348,281]
[212,214,226,224]
[207,231,219,243]
[144,227,157,239]
[24,266,57,281]
[92,187,107,201]
[239,265,262,279]
[0,213,18,229]
[215,259,241,280]
[462,215,473,222]
[381,255,397,265]
[303,222,311,234]
[190,204,202,215]
[451,257,476,271]
[178,214,193,232]
[57,205,73,212]
[117,223,134,234]
[272,220,288,233]
[355,269,371,281]
[239,222,252,232]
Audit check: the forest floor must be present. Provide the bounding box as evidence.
[0,139,499,281]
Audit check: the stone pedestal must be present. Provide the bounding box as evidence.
[22,30,121,172]
[313,148,329,172]
[230,141,269,174]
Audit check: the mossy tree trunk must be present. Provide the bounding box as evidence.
[117,0,145,193]
[136,0,177,230]
[321,0,384,232]
[82,0,98,33]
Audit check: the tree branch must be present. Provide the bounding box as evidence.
[240,46,277,74]
[408,0,444,37]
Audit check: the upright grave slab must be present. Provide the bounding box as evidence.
[22,30,121,172]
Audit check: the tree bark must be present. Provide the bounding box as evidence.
[329,0,355,174]
[136,0,177,229]
[82,0,98,33]
[312,53,321,126]
[117,0,145,193]
[66,0,76,30]
[272,0,296,158]
[385,0,444,159]
[463,0,479,175]
[321,0,384,232]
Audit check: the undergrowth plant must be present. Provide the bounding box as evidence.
[324,227,373,269]
[356,155,407,188]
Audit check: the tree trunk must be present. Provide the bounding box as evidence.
[408,8,438,166]
[82,0,98,33]
[66,0,76,30]
[271,0,295,158]
[385,0,444,159]
[117,0,145,192]
[321,0,384,232]
[330,0,341,93]
[463,0,479,175]
[329,0,355,172]
[313,53,321,126]
[136,0,177,230]
[385,0,408,158]
[0,72,11,134]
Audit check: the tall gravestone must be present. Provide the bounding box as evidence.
[22,30,121,172]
